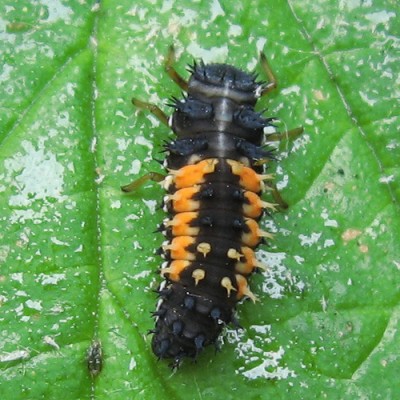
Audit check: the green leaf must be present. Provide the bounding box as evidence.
[0,0,399,399]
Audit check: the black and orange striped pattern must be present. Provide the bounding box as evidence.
[150,59,278,365]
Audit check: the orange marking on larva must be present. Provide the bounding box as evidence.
[165,212,200,236]
[241,219,261,247]
[168,186,201,212]
[160,260,190,281]
[172,159,218,189]
[165,236,196,260]
[241,218,274,247]
[236,274,257,302]
[243,191,264,218]
[234,246,257,275]
[227,159,262,192]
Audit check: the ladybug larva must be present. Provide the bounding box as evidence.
[123,46,302,367]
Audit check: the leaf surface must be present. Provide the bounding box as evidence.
[0,1,399,399]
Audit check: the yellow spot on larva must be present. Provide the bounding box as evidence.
[221,277,236,297]
[192,269,205,285]
[197,242,211,257]
[227,248,242,261]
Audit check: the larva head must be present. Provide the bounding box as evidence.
[187,62,261,104]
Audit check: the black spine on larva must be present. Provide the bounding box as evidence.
[152,61,274,364]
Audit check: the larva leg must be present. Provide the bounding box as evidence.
[257,53,304,140]
[131,98,169,127]
[266,125,304,209]
[267,126,304,142]
[164,45,188,91]
[258,52,278,96]
[131,45,189,124]
[257,54,303,208]
[121,172,165,193]
[270,183,289,210]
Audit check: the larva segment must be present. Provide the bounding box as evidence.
[166,158,218,190]
[160,260,191,281]
[162,236,196,260]
[163,212,201,237]
[164,186,201,213]
[226,159,265,192]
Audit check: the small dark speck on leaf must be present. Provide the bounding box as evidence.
[87,340,102,377]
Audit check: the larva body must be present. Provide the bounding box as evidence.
[150,57,277,365]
